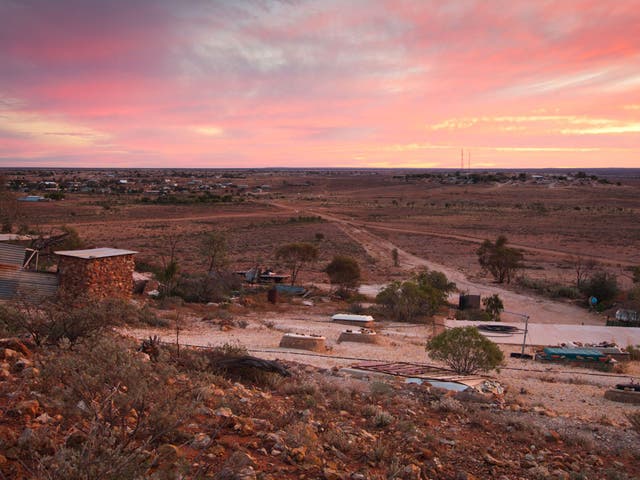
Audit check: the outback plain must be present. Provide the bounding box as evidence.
[1,167,640,479]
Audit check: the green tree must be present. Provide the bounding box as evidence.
[275,242,319,285]
[325,255,361,293]
[426,326,504,374]
[376,280,429,322]
[376,269,455,322]
[482,294,504,321]
[200,230,228,275]
[580,271,619,304]
[632,266,640,284]
[476,235,524,283]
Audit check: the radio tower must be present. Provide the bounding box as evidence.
[468,150,471,171]
[461,148,464,169]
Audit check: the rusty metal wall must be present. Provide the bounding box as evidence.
[0,269,58,301]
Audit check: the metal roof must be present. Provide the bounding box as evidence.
[55,247,138,259]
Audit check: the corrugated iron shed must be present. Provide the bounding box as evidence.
[0,243,26,267]
[55,247,138,259]
[0,267,58,300]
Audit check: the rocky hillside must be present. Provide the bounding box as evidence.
[0,334,638,480]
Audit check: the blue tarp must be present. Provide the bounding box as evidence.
[542,347,604,360]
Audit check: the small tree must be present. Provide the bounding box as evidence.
[325,255,361,294]
[275,242,319,285]
[426,326,504,374]
[569,255,598,289]
[200,230,227,275]
[476,235,523,283]
[376,269,455,322]
[482,294,504,321]
[391,248,399,267]
[580,271,619,304]
[376,280,430,322]
[632,266,640,284]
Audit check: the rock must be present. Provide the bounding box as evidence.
[65,431,87,450]
[2,348,20,361]
[528,465,550,478]
[157,443,180,463]
[403,464,421,479]
[552,469,570,480]
[35,413,53,424]
[483,453,504,466]
[323,468,345,480]
[8,399,40,417]
[455,472,478,480]
[351,474,366,480]
[439,438,456,446]
[191,433,212,449]
[17,428,36,449]
[215,407,234,418]
[0,425,18,448]
[545,430,561,442]
[21,367,39,378]
[0,367,12,380]
[233,467,257,480]
[12,358,33,372]
[0,454,6,465]
[289,446,306,463]
[0,339,31,357]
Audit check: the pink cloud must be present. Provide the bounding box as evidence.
[0,0,638,168]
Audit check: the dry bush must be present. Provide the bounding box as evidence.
[30,334,200,479]
[0,297,138,345]
[323,428,353,454]
[370,410,394,428]
[628,411,640,433]
[430,396,465,413]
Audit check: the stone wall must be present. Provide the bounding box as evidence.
[279,334,326,352]
[58,254,135,299]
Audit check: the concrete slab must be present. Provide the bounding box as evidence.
[445,320,640,348]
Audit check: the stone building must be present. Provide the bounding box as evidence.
[55,248,137,299]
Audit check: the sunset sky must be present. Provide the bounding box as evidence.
[1,0,639,168]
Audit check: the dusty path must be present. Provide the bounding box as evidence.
[271,201,598,325]
[38,210,285,229]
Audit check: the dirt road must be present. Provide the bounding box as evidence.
[270,201,599,325]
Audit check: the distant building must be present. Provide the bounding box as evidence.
[18,195,46,202]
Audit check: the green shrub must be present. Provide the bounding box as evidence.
[426,326,504,374]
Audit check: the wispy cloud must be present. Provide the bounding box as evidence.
[0,0,638,167]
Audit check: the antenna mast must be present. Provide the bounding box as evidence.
[460,148,464,170]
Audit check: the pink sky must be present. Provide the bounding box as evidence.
[0,0,639,168]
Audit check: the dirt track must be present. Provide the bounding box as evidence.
[271,201,599,326]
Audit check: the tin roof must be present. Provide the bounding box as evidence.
[55,247,137,259]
